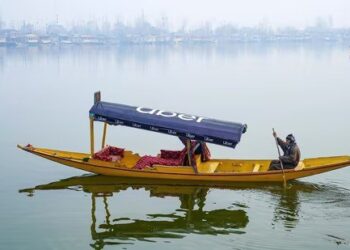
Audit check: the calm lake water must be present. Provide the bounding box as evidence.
[0,43,350,249]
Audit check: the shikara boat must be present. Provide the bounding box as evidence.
[18,92,350,183]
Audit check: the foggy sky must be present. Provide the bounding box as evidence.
[1,0,349,29]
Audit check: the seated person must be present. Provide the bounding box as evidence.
[269,132,301,171]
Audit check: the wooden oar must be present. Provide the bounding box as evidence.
[273,128,287,188]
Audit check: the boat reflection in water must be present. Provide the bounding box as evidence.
[19,175,340,248]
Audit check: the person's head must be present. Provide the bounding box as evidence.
[286,134,296,144]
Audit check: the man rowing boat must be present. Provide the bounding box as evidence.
[269,132,301,171]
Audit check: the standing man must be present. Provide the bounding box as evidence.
[269,132,301,171]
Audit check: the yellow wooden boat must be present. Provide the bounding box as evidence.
[18,92,350,183]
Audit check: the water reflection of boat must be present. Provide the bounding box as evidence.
[20,174,348,248]
[19,174,325,194]
[20,175,253,248]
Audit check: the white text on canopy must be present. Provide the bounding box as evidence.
[136,107,205,123]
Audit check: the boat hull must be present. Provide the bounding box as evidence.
[18,145,350,183]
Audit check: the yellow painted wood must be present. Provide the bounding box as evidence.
[101,122,107,149]
[197,155,220,173]
[252,164,260,172]
[90,118,95,156]
[294,162,305,170]
[17,144,350,183]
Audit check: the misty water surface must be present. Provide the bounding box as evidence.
[0,43,349,249]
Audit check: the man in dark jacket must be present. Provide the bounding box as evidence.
[269,132,301,171]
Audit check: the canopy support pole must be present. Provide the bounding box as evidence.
[186,140,192,166]
[101,122,107,149]
[186,140,198,174]
[90,118,95,156]
[90,91,100,156]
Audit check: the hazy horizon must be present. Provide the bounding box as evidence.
[1,0,349,30]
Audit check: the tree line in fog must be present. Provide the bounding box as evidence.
[1,16,350,46]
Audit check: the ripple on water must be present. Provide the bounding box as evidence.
[325,234,349,246]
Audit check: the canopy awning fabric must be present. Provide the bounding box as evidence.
[89,101,247,148]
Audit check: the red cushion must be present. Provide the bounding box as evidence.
[134,155,183,170]
[134,141,211,169]
[93,146,124,161]
[160,150,183,159]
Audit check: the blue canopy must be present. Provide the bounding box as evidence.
[89,101,247,148]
